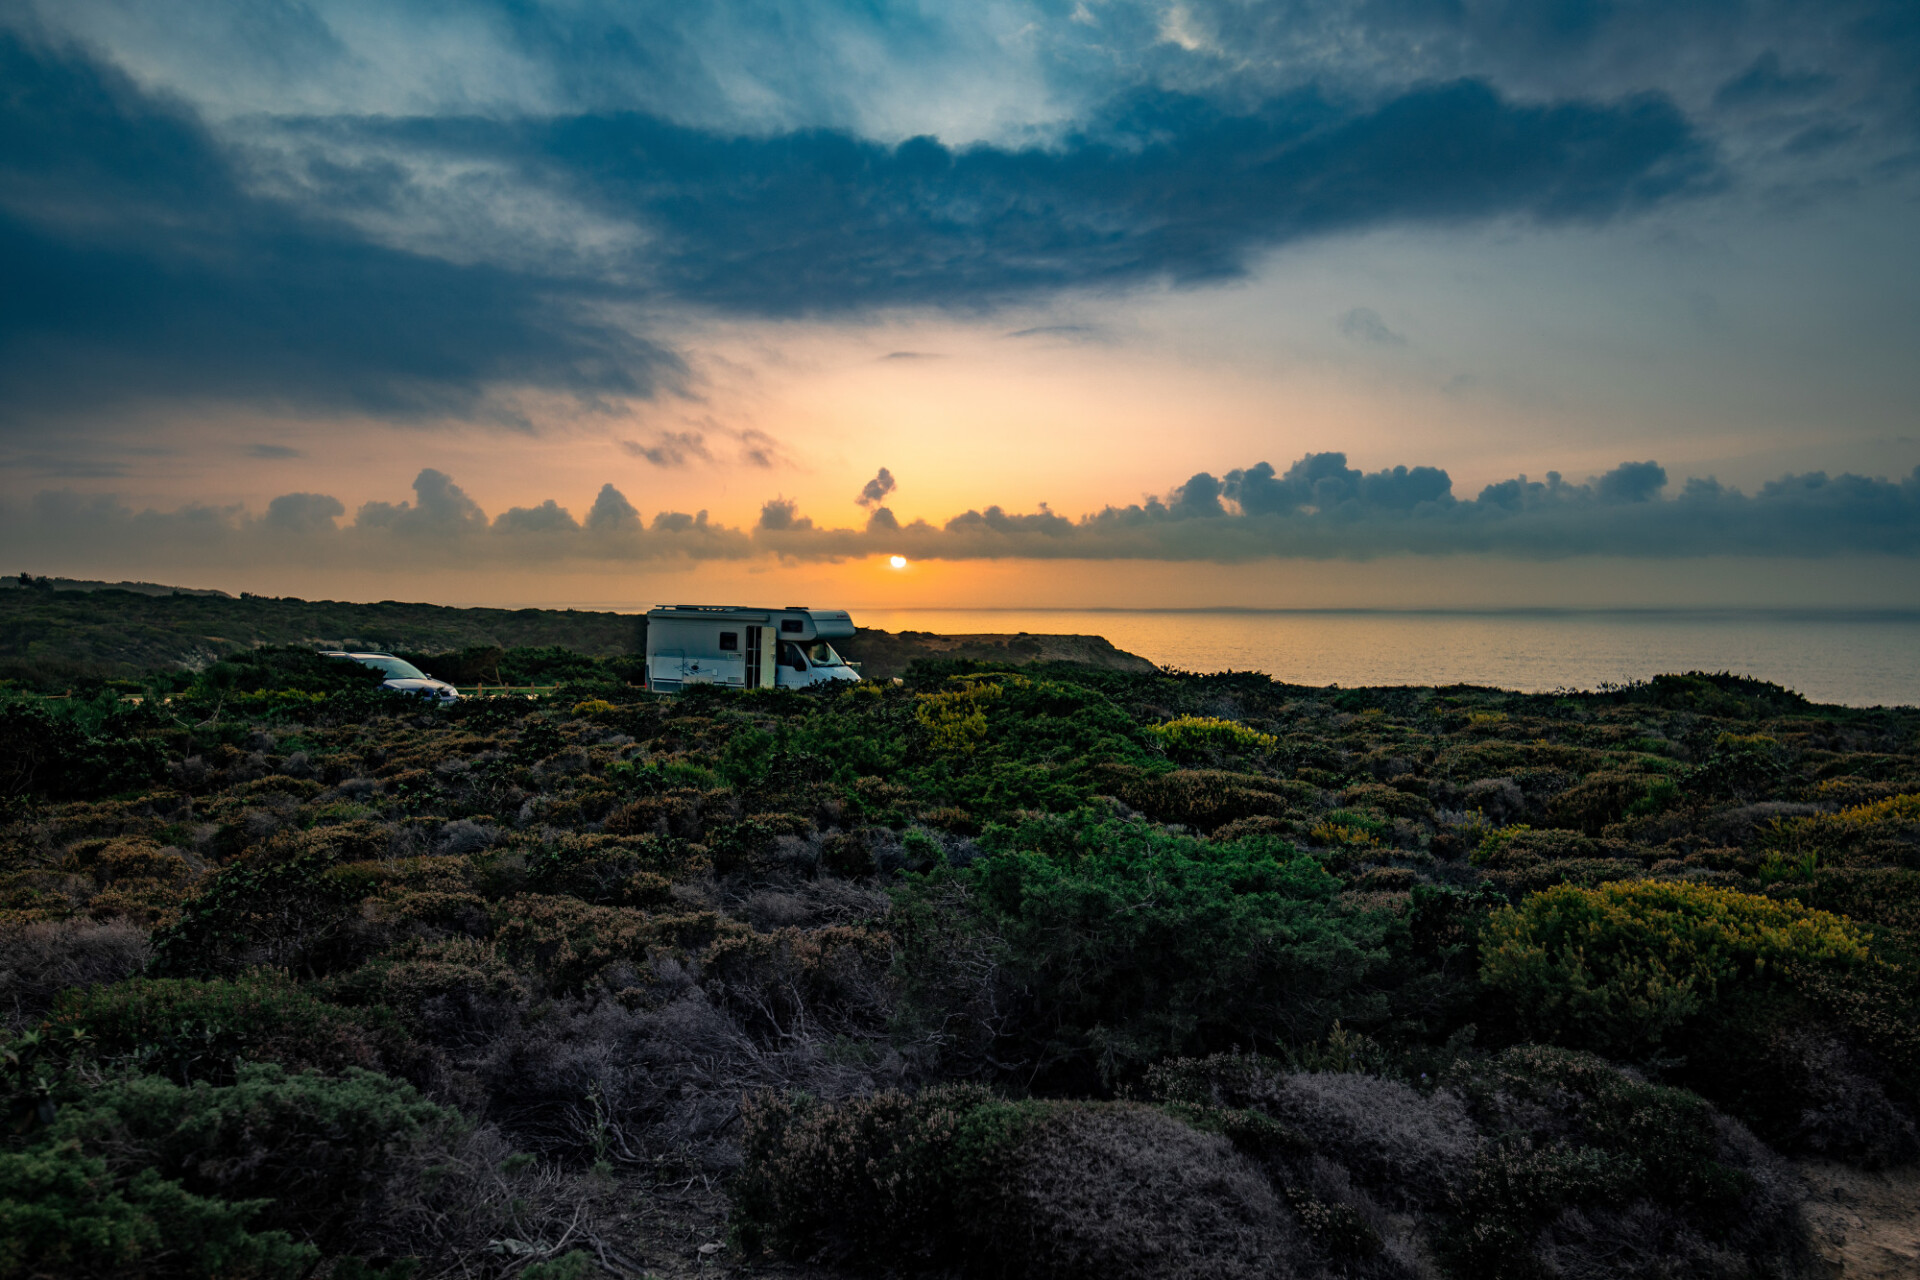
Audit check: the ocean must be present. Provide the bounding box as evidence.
[845,608,1920,708]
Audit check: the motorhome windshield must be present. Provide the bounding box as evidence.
[804,642,845,667]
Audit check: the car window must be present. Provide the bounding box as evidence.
[353,656,428,680]
[804,642,844,667]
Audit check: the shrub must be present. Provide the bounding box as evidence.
[522,834,691,906]
[1445,1045,1808,1280]
[333,934,527,1016]
[703,924,894,1043]
[48,973,405,1084]
[1471,825,1595,868]
[45,1062,465,1257]
[0,1138,314,1279]
[1480,880,1869,1059]
[893,815,1391,1086]
[0,918,150,1032]
[0,701,166,805]
[1145,715,1278,761]
[914,681,1002,755]
[1764,792,1920,869]
[1644,672,1807,717]
[1307,809,1386,851]
[1545,772,1662,834]
[489,895,740,994]
[1690,733,1790,801]
[1095,766,1314,832]
[1145,1053,1476,1210]
[735,1087,1295,1279]
[149,844,367,979]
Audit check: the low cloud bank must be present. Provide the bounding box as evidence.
[8,456,1920,573]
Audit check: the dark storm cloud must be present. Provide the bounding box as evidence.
[494,78,1710,317]
[0,31,680,428]
[12,454,1915,570]
[0,24,1718,425]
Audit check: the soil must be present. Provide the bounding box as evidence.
[1800,1161,1920,1278]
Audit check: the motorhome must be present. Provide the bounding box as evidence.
[644,605,860,691]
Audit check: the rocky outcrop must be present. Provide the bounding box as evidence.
[838,629,1158,680]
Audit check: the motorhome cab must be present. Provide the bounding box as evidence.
[644,605,860,692]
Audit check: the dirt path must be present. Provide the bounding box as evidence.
[1801,1162,1920,1278]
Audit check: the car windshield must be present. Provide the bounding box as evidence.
[354,655,428,680]
[804,642,844,667]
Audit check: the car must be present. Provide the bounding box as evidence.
[321,651,461,702]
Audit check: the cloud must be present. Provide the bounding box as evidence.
[508,79,1711,317]
[758,497,812,532]
[262,492,344,533]
[0,27,1721,432]
[9,455,1920,574]
[620,430,712,467]
[352,469,489,536]
[247,443,304,459]
[586,483,641,533]
[1594,460,1668,504]
[737,429,788,469]
[1338,307,1407,345]
[0,31,681,430]
[494,499,580,534]
[856,467,897,508]
[1714,52,1838,110]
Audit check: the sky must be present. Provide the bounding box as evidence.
[3,0,1919,609]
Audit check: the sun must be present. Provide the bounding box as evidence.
[888,554,908,569]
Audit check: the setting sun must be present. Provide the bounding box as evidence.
[889,554,908,569]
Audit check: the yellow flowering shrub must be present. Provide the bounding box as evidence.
[1145,715,1278,758]
[1481,880,1869,1057]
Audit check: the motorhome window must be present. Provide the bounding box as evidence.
[780,619,804,633]
[780,641,807,670]
[718,631,739,651]
[804,642,844,666]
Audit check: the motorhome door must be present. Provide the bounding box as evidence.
[745,626,769,688]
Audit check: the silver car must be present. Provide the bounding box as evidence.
[322,651,461,703]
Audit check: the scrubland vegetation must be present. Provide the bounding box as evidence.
[3,635,1918,1278]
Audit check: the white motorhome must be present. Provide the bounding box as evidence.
[644,605,860,692]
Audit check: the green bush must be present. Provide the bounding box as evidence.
[67,1064,457,1250]
[1480,880,1870,1059]
[893,813,1391,1085]
[0,1139,313,1279]
[1689,733,1789,801]
[0,700,165,806]
[1,1061,462,1275]
[48,973,405,1084]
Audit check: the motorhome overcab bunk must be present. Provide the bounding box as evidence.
[644,605,860,691]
